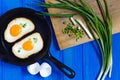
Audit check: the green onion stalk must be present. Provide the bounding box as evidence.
[34,0,112,79]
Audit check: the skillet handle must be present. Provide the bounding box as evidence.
[46,52,75,78]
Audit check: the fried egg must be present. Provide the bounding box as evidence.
[4,17,35,43]
[12,32,44,59]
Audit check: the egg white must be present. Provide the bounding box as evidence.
[12,32,44,59]
[4,17,35,43]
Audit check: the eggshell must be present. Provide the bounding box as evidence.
[27,62,40,75]
[39,62,52,77]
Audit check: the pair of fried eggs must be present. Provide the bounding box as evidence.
[4,18,43,59]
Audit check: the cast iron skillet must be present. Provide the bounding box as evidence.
[0,8,75,78]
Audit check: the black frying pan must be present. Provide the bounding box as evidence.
[0,8,75,78]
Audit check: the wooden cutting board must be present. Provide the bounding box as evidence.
[45,0,120,50]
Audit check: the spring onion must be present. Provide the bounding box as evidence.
[70,17,77,26]
[37,12,75,18]
[76,19,93,39]
[34,0,112,79]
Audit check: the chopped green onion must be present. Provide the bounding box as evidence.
[20,23,27,28]
[18,48,22,53]
[29,38,31,40]
[63,21,67,25]
[63,23,84,41]
[33,38,38,43]
[23,23,27,28]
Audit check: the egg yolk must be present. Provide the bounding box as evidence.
[10,24,22,36]
[22,40,33,51]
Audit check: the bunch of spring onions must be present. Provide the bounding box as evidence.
[34,0,112,79]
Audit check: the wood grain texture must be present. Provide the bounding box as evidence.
[45,0,120,50]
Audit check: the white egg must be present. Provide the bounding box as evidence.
[4,17,35,43]
[12,32,43,59]
[27,62,40,75]
[39,62,52,77]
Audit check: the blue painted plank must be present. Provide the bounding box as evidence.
[106,33,120,80]
[0,60,3,80]
[2,0,22,14]
[82,42,100,80]
[50,23,65,80]
[0,0,2,15]
[2,62,22,80]
[63,45,83,80]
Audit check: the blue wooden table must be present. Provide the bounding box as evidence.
[0,0,120,80]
